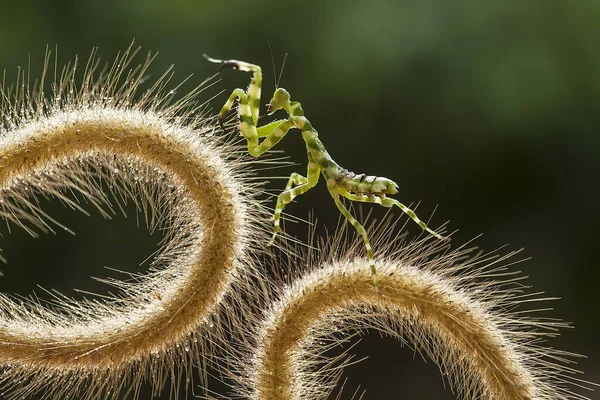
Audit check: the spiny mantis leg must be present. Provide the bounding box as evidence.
[256,119,287,137]
[206,58,293,156]
[329,188,378,287]
[218,88,293,156]
[216,88,245,130]
[269,157,320,244]
[338,188,445,240]
[248,119,295,157]
[203,54,262,124]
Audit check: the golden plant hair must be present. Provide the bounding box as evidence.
[0,45,593,399]
[230,221,593,400]
[0,45,270,399]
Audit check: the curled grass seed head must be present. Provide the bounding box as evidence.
[0,44,271,399]
[232,219,593,400]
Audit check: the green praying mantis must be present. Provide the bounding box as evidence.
[204,54,446,286]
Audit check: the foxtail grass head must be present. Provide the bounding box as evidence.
[0,44,270,399]
[228,219,593,400]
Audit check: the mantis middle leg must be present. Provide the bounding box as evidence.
[329,188,378,287]
[269,155,320,244]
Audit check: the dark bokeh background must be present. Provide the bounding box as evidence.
[0,1,598,398]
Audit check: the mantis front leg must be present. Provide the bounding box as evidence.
[249,119,295,156]
[204,55,295,157]
[203,54,262,125]
[219,90,294,156]
[216,88,248,130]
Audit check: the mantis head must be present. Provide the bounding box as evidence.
[267,88,291,115]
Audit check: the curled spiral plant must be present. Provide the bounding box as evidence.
[0,45,269,399]
[231,223,593,400]
[0,45,593,399]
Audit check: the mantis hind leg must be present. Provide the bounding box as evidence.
[381,198,445,240]
[338,188,446,240]
[329,188,378,288]
[269,161,320,244]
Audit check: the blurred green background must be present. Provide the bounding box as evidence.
[0,0,598,398]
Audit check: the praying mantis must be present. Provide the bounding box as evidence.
[204,54,446,286]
